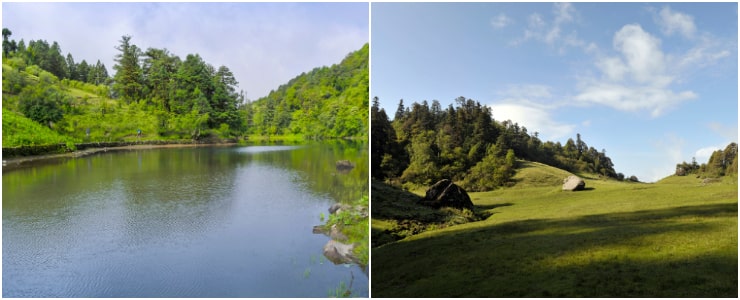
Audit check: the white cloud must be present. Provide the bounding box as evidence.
[576,24,697,117]
[529,13,546,28]
[695,146,723,163]
[595,56,628,81]
[575,81,696,117]
[488,103,575,141]
[491,13,513,29]
[612,24,668,85]
[656,6,697,39]
[512,3,588,54]
[677,36,733,70]
[554,2,575,24]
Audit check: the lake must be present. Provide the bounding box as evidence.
[2,141,368,297]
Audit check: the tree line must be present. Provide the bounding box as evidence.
[372,96,628,191]
[675,143,738,178]
[3,28,110,86]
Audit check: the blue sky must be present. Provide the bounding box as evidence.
[372,2,738,182]
[2,2,369,100]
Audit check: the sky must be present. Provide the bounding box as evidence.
[372,2,738,182]
[2,2,369,101]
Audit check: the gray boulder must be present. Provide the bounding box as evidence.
[323,240,359,265]
[419,179,474,210]
[562,175,586,191]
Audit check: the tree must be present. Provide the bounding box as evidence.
[563,138,577,159]
[45,42,68,79]
[576,133,587,158]
[142,48,180,109]
[76,60,90,83]
[707,149,726,177]
[401,130,439,185]
[723,143,738,175]
[112,35,144,103]
[394,99,405,121]
[18,85,66,128]
[2,28,16,56]
[172,53,214,114]
[3,67,26,94]
[210,65,241,129]
[372,97,406,179]
[65,53,77,80]
[89,60,109,85]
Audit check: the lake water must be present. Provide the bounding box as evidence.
[3,142,368,297]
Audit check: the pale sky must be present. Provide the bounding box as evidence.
[2,2,369,100]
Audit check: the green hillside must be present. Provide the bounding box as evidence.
[244,43,368,139]
[2,107,77,147]
[509,160,577,188]
[371,162,737,297]
[2,29,369,151]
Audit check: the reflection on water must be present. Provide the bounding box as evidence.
[3,142,368,297]
[235,145,303,153]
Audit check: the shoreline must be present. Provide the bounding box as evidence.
[2,143,237,171]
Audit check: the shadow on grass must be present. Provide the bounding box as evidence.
[372,202,738,297]
[475,202,514,210]
[371,180,497,247]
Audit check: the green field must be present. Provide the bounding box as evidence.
[371,162,737,297]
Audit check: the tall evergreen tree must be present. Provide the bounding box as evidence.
[394,99,405,121]
[112,35,144,103]
[76,60,90,83]
[65,53,77,80]
[2,28,16,56]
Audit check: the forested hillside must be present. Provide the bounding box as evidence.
[2,28,368,149]
[372,96,628,191]
[675,142,738,179]
[243,44,368,139]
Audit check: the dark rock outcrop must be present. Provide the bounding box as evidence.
[419,179,474,210]
[562,175,586,191]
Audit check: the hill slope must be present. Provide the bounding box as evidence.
[245,44,368,138]
[509,160,577,188]
[2,108,77,147]
[371,162,737,297]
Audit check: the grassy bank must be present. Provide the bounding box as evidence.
[371,163,737,297]
[242,134,307,144]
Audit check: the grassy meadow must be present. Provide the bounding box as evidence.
[371,161,737,297]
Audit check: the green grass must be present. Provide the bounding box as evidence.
[2,108,79,147]
[244,134,307,143]
[509,160,576,188]
[371,164,737,297]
